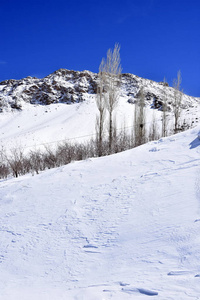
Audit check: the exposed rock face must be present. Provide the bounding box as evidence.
[0,69,98,111]
[0,68,198,112]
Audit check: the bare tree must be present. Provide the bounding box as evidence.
[43,145,58,169]
[173,70,182,133]
[134,87,146,146]
[6,147,25,178]
[0,147,9,178]
[162,77,169,137]
[103,43,122,154]
[29,149,44,174]
[0,164,9,179]
[96,59,106,156]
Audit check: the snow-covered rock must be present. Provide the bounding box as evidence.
[0,68,199,112]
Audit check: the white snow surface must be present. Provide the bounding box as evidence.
[0,99,99,152]
[0,93,200,154]
[1,123,200,299]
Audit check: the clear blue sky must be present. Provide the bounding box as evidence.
[0,0,200,96]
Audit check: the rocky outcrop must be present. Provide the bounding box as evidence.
[0,69,99,111]
[0,68,198,112]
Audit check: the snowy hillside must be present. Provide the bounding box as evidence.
[0,125,200,299]
[0,69,198,112]
[1,68,200,299]
[0,69,200,152]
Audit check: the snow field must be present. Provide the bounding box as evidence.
[0,125,200,299]
[1,93,199,156]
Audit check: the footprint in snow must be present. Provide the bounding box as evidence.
[83,245,98,249]
[194,219,200,223]
[167,271,191,276]
[83,244,101,253]
[118,281,130,287]
[122,287,158,296]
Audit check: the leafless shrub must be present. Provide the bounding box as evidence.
[113,123,132,153]
[0,147,9,179]
[6,147,25,178]
[29,149,45,174]
[43,146,58,169]
[149,111,160,141]
[55,142,74,165]
[0,163,9,179]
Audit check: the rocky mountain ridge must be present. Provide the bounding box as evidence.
[0,68,198,113]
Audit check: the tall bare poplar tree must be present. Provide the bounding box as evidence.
[104,43,122,153]
[134,87,146,146]
[96,43,121,155]
[162,78,168,137]
[96,59,106,156]
[173,70,182,133]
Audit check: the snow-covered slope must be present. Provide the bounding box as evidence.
[0,126,200,299]
[0,69,200,152]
